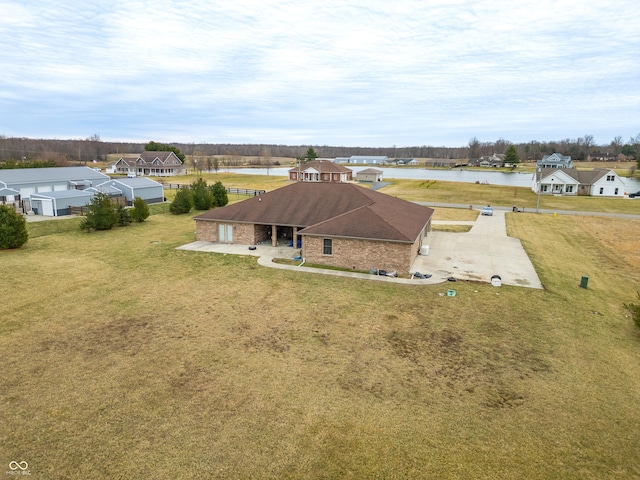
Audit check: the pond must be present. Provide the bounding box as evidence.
[222,166,640,190]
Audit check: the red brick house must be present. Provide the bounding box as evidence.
[193,182,433,274]
[288,160,353,182]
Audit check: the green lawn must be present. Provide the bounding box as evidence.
[1,199,640,478]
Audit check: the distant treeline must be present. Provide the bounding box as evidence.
[0,134,637,164]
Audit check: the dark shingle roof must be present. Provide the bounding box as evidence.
[194,182,432,243]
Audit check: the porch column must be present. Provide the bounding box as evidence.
[293,226,298,248]
[272,224,277,247]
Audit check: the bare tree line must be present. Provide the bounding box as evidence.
[0,133,638,164]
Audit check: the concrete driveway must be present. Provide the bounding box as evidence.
[411,210,543,289]
[177,209,543,289]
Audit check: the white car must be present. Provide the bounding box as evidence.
[481,206,493,216]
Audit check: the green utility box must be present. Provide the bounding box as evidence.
[580,276,589,289]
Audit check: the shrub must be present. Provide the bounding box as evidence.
[191,178,213,210]
[117,205,131,226]
[0,204,28,249]
[80,192,118,231]
[130,197,150,222]
[210,181,228,207]
[624,292,640,330]
[169,186,193,214]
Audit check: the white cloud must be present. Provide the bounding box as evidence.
[0,0,638,146]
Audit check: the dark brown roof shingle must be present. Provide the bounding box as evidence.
[194,182,432,243]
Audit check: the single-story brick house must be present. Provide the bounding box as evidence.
[194,182,434,274]
[288,160,353,182]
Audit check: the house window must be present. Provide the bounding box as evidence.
[566,185,573,193]
[322,238,333,255]
[542,185,548,192]
[606,175,614,181]
[599,187,604,195]
[615,188,619,195]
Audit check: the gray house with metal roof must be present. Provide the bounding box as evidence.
[0,166,110,215]
[29,190,95,216]
[95,178,164,205]
[0,167,109,196]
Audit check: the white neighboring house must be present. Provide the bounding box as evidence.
[533,168,626,197]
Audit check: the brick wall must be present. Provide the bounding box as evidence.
[302,236,417,273]
[196,221,260,244]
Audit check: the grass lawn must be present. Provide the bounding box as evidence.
[379,179,640,215]
[1,202,640,478]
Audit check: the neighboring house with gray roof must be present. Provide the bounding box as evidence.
[29,190,95,216]
[334,156,389,164]
[538,153,573,169]
[532,168,626,196]
[288,160,353,182]
[0,167,109,196]
[114,151,185,177]
[96,177,164,205]
[194,182,434,274]
[0,166,110,215]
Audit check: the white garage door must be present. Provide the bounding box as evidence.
[41,199,54,216]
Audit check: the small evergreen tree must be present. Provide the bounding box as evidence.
[169,186,193,214]
[191,178,213,210]
[130,196,150,222]
[80,193,118,231]
[117,205,131,226]
[297,147,318,164]
[0,204,28,249]
[504,145,520,165]
[210,181,228,207]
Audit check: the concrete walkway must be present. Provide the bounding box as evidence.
[176,208,544,289]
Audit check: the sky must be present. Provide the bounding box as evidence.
[0,0,638,148]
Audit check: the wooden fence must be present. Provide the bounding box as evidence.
[164,184,265,196]
[70,196,126,216]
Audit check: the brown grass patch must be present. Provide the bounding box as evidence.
[1,211,640,478]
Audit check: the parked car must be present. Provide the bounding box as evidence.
[481,206,493,216]
[628,191,640,198]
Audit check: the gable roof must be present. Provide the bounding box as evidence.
[138,151,182,164]
[194,182,433,243]
[289,160,352,174]
[106,177,163,188]
[0,187,20,196]
[0,166,109,185]
[538,168,612,185]
[30,189,94,200]
[357,168,383,174]
[574,168,611,185]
